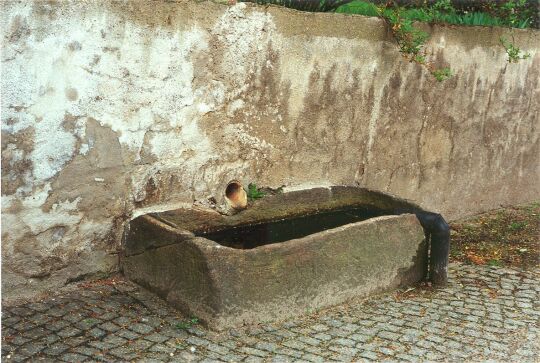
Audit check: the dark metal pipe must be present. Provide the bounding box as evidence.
[415,211,450,285]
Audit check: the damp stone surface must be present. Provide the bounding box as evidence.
[122,187,429,329]
[2,0,539,301]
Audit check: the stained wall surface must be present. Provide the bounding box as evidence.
[1,0,539,299]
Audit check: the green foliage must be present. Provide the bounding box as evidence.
[247,183,266,200]
[500,37,531,63]
[338,0,532,79]
[379,6,429,56]
[432,0,453,13]
[373,2,452,81]
[335,0,378,16]
[413,54,426,64]
[432,67,453,82]
[335,1,533,29]
[241,0,352,12]
[509,221,528,231]
[495,0,534,28]
[245,1,534,78]
[487,259,503,267]
[175,318,199,330]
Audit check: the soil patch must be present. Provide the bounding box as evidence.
[450,202,539,269]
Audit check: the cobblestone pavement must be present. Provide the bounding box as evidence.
[2,262,539,362]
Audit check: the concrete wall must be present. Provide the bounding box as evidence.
[2,0,539,300]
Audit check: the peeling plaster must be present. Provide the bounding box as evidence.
[1,1,539,300]
[212,3,277,86]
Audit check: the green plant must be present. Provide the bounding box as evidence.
[432,67,453,82]
[375,3,453,82]
[247,183,266,200]
[176,342,187,350]
[335,0,378,16]
[244,1,534,79]
[509,221,527,231]
[487,259,503,267]
[175,317,199,330]
[242,0,353,12]
[335,1,533,29]
[384,9,429,56]
[432,0,454,13]
[495,0,534,28]
[500,37,531,63]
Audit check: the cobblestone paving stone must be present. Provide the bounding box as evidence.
[2,263,539,362]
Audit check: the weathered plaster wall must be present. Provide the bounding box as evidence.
[1,0,539,300]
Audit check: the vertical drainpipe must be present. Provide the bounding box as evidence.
[415,211,450,285]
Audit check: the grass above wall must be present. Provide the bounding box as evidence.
[241,1,534,29]
[335,1,533,28]
[240,0,534,80]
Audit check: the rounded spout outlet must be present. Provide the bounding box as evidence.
[225,180,247,210]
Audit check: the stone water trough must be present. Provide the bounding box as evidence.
[122,186,449,330]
